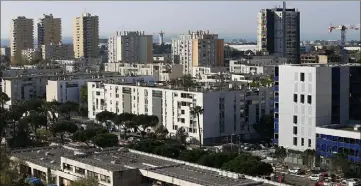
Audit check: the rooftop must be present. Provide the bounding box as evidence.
[284,63,361,68]
[11,145,270,186]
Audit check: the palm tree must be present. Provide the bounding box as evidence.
[0,92,10,110]
[190,106,204,148]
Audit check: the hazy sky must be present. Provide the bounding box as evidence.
[1,1,360,41]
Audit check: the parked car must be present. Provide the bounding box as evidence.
[344,178,361,186]
[310,174,321,181]
[288,167,304,174]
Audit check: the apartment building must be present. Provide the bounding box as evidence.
[0,47,11,58]
[104,62,183,82]
[10,16,34,65]
[21,48,41,62]
[73,13,99,59]
[257,2,300,64]
[11,145,267,186]
[37,14,61,48]
[41,43,74,60]
[46,76,155,104]
[1,72,120,109]
[108,31,153,63]
[171,30,224,75]
[274,64,361,163]
[88,81,273,145]
[229,60,275,75]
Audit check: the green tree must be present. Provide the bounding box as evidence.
[331,153,349,173]
[274,146,287,162]
[58,101,79,120]
[72,124,107,147]
[95,110,116,130]
[253,114,274,142]
[222,154,273,176]
[178,149,208,163]
[302,149,316,170]
[197,152,238,168]
[152,144,182,158]
[176,127,188,145]
[25,113,47,141]
[79,85,88,104]
[190,106,204,148]
[0,148,30,186]
[69,176,98,186]
[129,139,165,153]
[112,113,136,139]
[0,92,10,109]
[50,120,78,144]
[42,100,60,124]
[133,114,159,138]
[92,133,118,148]
[154,124,169,140]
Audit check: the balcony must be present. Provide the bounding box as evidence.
[274,86,279,91]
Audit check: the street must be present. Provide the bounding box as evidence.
[275,172,316,186]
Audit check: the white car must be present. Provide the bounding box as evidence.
[310,174,321,181]
[345,178,361,186]
[288,167,303,174]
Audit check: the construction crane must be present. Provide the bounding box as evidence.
[328,24,360,63]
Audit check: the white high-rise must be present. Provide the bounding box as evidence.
[171,30,224,75]
[107,31,153,64]
[257,2,300,64]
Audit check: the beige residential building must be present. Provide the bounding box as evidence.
[171,30,224,75]
[73,12,99,59]
[108,31,153,63]
[37,14,62,48]
[10,16,34,65]
[41,43,74,60]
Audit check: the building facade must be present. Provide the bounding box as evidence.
[10,16,34,65]
[107,31,153,64]
[88,82,273,145]
[257,3,300,64]
[274,64,361,163]
[21,48,42,62]
[41,43,74,60]
[0,47,11,59]
[37,14,62,48]
[171,30,224,75]
[73,13,99,59]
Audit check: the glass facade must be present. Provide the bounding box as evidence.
[273,66,279,145]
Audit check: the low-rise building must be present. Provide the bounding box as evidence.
[88,81,273,145]
[0,46,11,58]
[104,62,183,82]
[41,43,74,60]
[229,60,275,75]
[21,48,41,62]
[11,145,270,186]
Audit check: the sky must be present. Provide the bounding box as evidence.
[1,1,360,41]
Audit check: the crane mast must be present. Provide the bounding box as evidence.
[328,24,360,63]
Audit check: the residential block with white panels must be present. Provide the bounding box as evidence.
[274,64,361,159]
[88,81,273,145]
[171,30,224,75]
[104,62,183,82]
[107,31,153,64]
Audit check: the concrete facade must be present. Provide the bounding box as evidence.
[41,43,74,60]
[10,16,34,65]
[37,14,62,48]
[73,13,99,59]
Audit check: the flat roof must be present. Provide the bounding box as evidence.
[281,63,361,67]
[11,146,269,186]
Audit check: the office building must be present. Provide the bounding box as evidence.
[73,13,99,59]
[37,14,62,48]
[257,2,300,64]
[11,145,268,186]
[10,16,34,65]
[171,30,224,75]
[88,81,273,145]
[41,43,74,60]
[274,64,361,163]
[108,31,153,64]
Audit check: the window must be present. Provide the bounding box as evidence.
[301,138,304,146]
[293,94,298,102]
[300,95,305,103]
[308,139,312,147]
[293,126,298,135]
[293,115,297,124]
[181,110,185,114]
[307,95,312,104]
[300,73,305,81]
[293,137,298,146]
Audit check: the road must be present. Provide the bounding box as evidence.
[275,172,316,186]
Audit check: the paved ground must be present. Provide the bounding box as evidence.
[275,171,316,186]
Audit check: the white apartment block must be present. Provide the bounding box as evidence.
[46,76,156,104]
[153,54,172,63]
[1,72,120,109]
[229,61,275,75]
[88,81,273,145]
[171,30,224,75]
[192,67,229,83]
[41,43,74,60]
[275,64,361,152]
[108,31,153,63]
[104,62,183,82]
[21,48,42,62]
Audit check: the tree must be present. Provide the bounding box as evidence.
[133,114,159,138]
[69,176,98,186]
[58,101,79,120]
[176,127,188,145]
[330,153,349,173]
[154,124,169,140]
[95,111,116,130]
[42,100,60,124]
[79,85,88,104]
[274,146,287,162]
[152,144,182,158]
[72,124,107,147]
[253,114,274,142]
[0,148,30,186]
[0,92,10,109]
[50,120,78,144]
[92,133,118,148]
[190,106,204,148]
[178,149,208,163]
[302,149,316,169]
[222,154,273,176]
[197,152,238,168]
[26,114,47,141]
[112,113,136,139]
